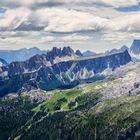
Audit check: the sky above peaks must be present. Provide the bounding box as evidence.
[0,0,140,52]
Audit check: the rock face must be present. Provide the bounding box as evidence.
[102,62,140,100]
[17,80,39,94]
[130,39,140,55]
[6,47,82,76]
[76,50,83,56]
[0,49,131,96]
[0,58,7,66]
[21,90,53,104]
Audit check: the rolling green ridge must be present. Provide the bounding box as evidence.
[0,83,140,140]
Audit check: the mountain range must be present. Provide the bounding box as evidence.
[0,46,96,63]
[106,45,129,54]
[1,39,140,64]
[1,40,140,97]
[106,40,140,61]
[0,47,46,63]
[0,46,131,96]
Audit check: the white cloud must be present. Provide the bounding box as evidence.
[1,0,140,8]
[101,12,140,43]
[102,32,130,43]
[1,3,140,34]
[102,31,140,44]
[0,8,31,31]
[36,33,91,44]
[0,7,108,32]
[106,12,140,32]
[40,8,107,32]
[93,0,140,8]
[1,0,140,34]
[2,6,140,34]
[0,0,49,8]
[1,0,140,50]
[61,34,91,42]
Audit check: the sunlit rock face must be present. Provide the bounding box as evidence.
[130,40,140,55]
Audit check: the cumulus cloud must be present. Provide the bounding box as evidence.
[1,0,140,50]
[101,12,140,42]
[0,8,31,31]
[0,7,107,32]
[102,31,140,44]
[2,6,140,34]
[93,0,140,8]
[107,12,140,32]
[1,0,140,8]
[41,8,107,33]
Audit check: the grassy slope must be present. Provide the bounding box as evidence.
[12,95,140,140]
[0,82,140,140]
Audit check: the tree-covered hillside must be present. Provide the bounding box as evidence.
[0,82,140,140]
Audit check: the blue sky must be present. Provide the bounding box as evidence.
[0,0,140,52]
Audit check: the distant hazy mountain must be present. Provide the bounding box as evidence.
[106,45,129,55]
[82,50,96,56]
[0,47,131,96]
[0,47,46,63]
[0,58,7,66]
[105,40,140,61]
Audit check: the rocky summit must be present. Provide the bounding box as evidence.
[130,39,140,55]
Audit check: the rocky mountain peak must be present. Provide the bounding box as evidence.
[0,49,132,95]
[130,39,140,54]
[120,45,128,51]
[62,46,75,56]
[51,47,61,55]
[75,50,83,56]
